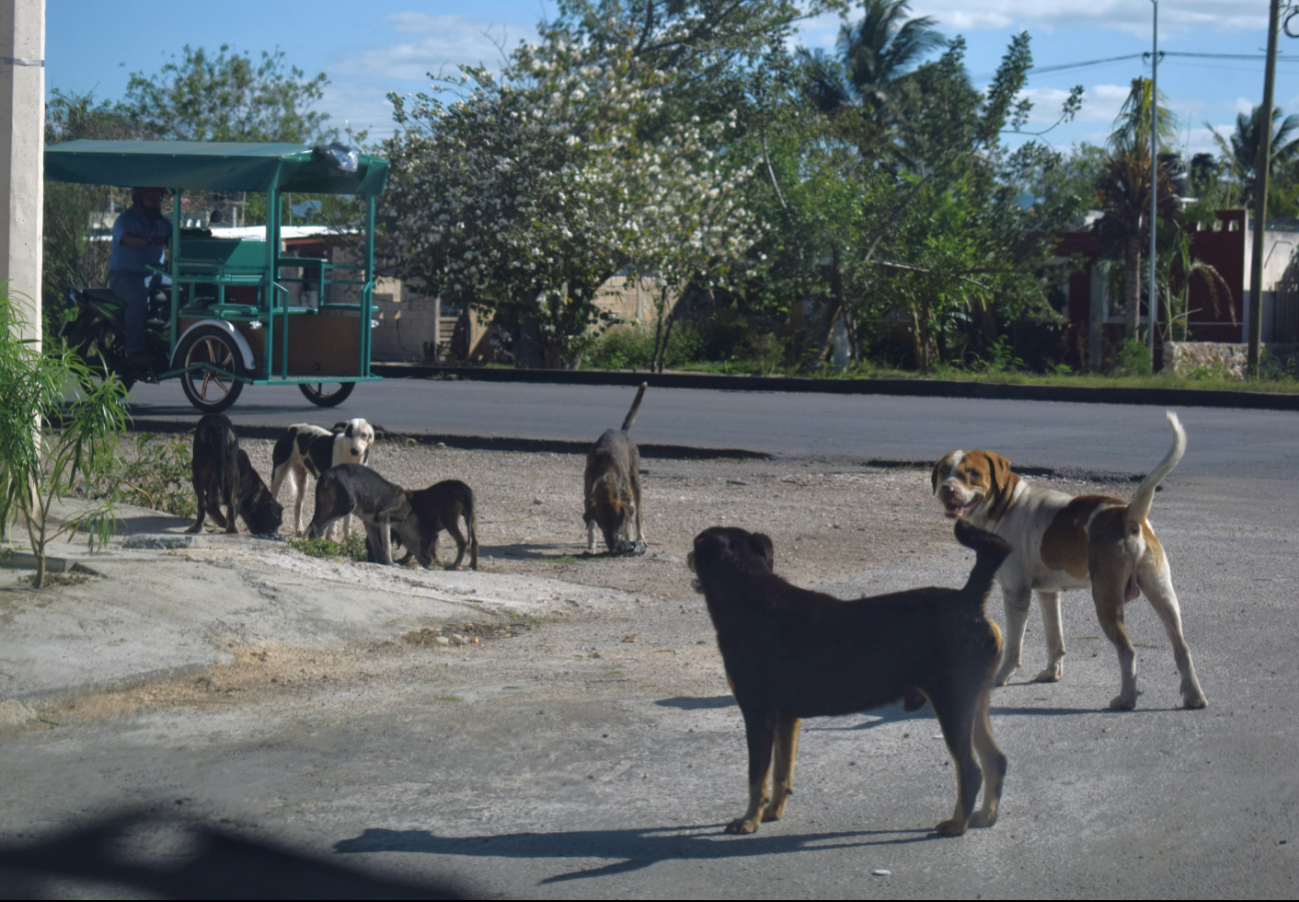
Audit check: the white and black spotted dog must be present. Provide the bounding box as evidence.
[270,418,376,537]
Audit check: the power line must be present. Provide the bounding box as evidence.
[991,50,1299,81]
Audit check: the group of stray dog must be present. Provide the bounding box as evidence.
[184,382,1208,839]
[187,413,478,571]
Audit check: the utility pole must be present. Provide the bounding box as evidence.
[1248,0,1281,379]
[1148,0,1159,369]
[0,0,45,349]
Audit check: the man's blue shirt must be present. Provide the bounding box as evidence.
[109,206,172,273]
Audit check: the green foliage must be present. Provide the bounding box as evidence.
[98,433,196,519]
[0,289,129,588]
[285,532,368,562]
[974,335,1024,374]
[124,44,331,143]
[584,324,702,371]
[1112,337,1152,377]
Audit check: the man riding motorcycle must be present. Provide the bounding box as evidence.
[108,186,172,374]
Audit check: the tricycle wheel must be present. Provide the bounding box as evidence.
[299,381,355,407]
[176,325,246,413]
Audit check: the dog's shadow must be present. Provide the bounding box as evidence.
[333,822,934,884]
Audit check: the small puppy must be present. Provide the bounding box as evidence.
[584,383,647,554]
[689,520,1010,837]
[188,414,240,535]
[270,418,376,535]
[395,479,479,571]
[931,411,1206,710]
[307,464,420,566]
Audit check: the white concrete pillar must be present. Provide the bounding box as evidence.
[0,0,44,349]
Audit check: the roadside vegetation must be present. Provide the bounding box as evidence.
[39,1,1299,387]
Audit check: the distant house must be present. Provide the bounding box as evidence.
[1050,210,1299,370]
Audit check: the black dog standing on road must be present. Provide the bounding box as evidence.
[187,415,283,536]
[308,464,421,566]
[584,382,647,554]
[688,519,1011,837]
[395,480,480,571]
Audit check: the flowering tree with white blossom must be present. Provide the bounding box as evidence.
[384,35,759,368]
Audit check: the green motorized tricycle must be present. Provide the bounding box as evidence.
[46,140,389,413]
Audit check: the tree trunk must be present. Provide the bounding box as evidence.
[1125,232,1141,338]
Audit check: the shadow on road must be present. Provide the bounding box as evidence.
[334,822,935,884]
[655,695,735,710]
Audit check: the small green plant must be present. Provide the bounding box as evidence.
[98,432,196,518]
[0,288,129,588]
[1111,337,1152,377]
[285,531,369,561]
[977,335,1025,374]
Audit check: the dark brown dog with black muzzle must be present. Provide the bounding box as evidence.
[688,520,1010,837]
[187,415,283,536]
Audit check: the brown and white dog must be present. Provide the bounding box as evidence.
[270,418,376,537]
[931,411,1206,711]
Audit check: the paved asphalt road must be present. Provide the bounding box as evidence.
[127,379,1299,479]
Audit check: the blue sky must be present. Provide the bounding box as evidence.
[46,1,1299,158]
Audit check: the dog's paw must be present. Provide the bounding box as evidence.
[1034,664,1063,683]
[993,666,1017,687]
[185,523,201,534]
[724,817,761,835]
[933,818,968,837]
[1108,693,1138,711]
[1183,690,1207,709]
[967,809,998,829]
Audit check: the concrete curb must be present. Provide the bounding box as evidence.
[370,362,1299,412]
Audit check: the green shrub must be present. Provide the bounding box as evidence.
[1112,337,1152,377]
[583,323,702,371]
[98,432,196,518]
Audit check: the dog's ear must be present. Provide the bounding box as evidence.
[332,421,348,434]
[986,452,1014,494]
[747,533,775,569]
[984,452,1020,519]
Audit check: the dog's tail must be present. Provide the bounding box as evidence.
[954,519,1011,601]
[1125,411,1186,532]
[621,382,648,432]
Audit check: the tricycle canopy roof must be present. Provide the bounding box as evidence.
[44,140,388,196]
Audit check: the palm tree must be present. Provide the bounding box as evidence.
[800,0,945,122]
[1093,78,1182,340]
[1209,104,1299,208]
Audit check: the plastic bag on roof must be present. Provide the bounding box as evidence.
[313,143,359,174]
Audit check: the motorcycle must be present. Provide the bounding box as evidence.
[59,274,173,391]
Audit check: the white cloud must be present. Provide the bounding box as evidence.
[910,1,1268,38]
[1186,125,1230,156]
[331,15,537,82]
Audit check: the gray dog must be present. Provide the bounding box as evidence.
[307,464,420,565]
